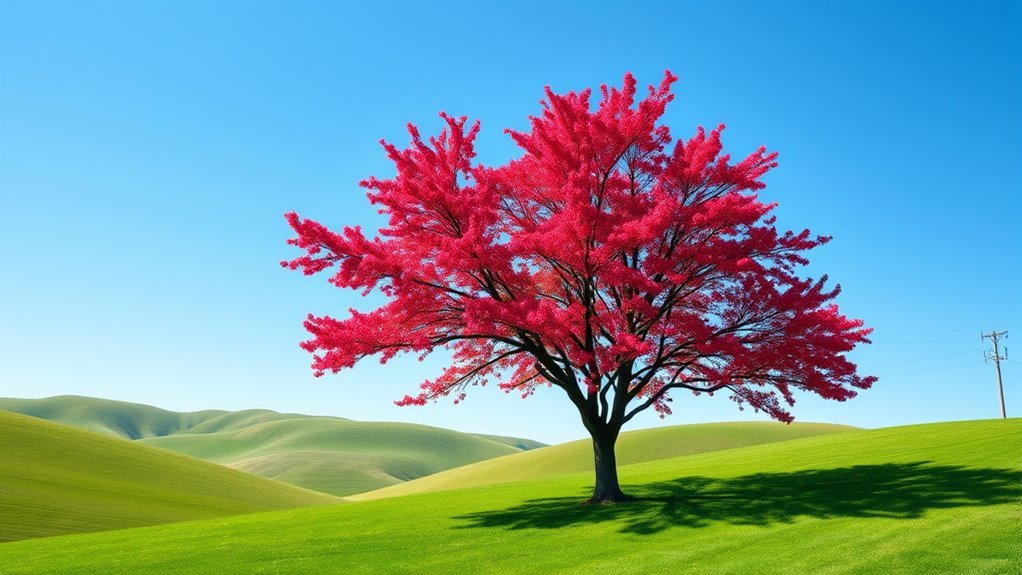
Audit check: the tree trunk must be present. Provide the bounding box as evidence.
[588,431,628,503]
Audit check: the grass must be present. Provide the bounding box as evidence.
[1,418,1017,574]
[0,410,339,542]
[353,421,856,500]
[0,395,542,496]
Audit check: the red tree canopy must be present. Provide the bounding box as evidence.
[283,71,875,428]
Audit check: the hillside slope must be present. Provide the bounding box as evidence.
[0,396,543,496]
[0,418,1016,574]
[0,410,340,542]
[140,419,538,496]
[353,421,856,500]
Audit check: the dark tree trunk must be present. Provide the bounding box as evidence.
[588,431,629,503]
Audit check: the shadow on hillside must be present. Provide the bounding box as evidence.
[453,462,1021,535]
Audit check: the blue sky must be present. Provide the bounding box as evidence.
[1,1,1019,443]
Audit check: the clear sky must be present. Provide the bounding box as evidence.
[1,0,1019,444]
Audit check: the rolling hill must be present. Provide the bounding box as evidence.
[0,418,1016,574]
[352,421,857,500]
[0,410,340,542]
[140,418,543,496]
[0,395,233,439]
[0,395,543,496]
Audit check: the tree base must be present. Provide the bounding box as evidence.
[584,491,634,505]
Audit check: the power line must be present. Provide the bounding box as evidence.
[887,361,983,376]
[880,360,984,377]
[878,338,979,344]
[869,327,978,335]
[981,331,1008,419]
[867,349,978,369]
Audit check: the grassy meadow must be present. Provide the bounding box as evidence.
[0,418,1017,574]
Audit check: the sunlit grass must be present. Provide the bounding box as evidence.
[1,418,1017,574]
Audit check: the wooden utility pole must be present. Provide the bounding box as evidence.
[981,330,1008,418]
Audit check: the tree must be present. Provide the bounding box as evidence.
[282,72,876,503]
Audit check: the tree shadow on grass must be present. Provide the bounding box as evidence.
[454,462,1021,535]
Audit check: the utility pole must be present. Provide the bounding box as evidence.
[981,330,1008,418]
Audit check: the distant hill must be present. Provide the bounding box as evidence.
[0,395,544,496]
[353,421,857,500]
[0,395,325,439]
[0,410,339,542]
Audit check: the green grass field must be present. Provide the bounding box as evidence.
[0,396,543,496]
[1,418,1016,574]
[0,410,339,542]
[353,421,856,500]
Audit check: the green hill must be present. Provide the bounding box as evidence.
[352,421,857,500]
[0,396,543,496]
[0,418,1016,574]
[0,410,339,542]
[140,418,543,496]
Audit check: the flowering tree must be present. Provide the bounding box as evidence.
[283,72,875,503]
